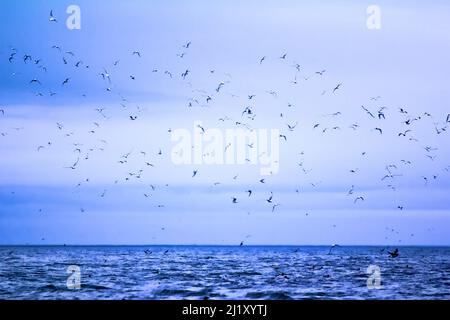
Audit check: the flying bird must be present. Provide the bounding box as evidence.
[65,158,80,170]
[354,196,365,203]
[49,10,57,22]
[361,105,374,118]
[332,83,342,93]
[388,248,399,258]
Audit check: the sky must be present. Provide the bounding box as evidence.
[0,0,450,245]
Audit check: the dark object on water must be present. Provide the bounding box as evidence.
[388,248,399,258]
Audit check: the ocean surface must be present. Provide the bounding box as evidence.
[0,246,449,300]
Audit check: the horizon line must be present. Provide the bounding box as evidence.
[1,244,450,247]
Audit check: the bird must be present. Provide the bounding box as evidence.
[266,192,273,203]
[49,10,57,22]
[246,190,252,197]
[216,82,225,92]
[315,70,326,76]
[65,158,80,170]
[332,83,342,93]
[0,109,4,116]
[182,41,191,49]
[328,244,340,255]
[286,122,298,131]
[181,69,189,79]
[388,248,399,258]
[446,114,450,123]
[374,128,383,135]
[361,106,374,118]
[354,196,365,203]
[192,170,198,177]
[132,51,141,57]
[398,130,411,137]
[279,53,287,59]
[231,197,238,204]
[272,204,280,212]
[30,78,41,85]
[62,78,70,86]
[259,56,266,64]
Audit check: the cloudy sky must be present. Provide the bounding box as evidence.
[1,0,450,245]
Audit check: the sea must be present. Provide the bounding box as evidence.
[1,246,449,300]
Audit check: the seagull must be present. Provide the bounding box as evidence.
[192,170,198,177]
[446,114,450,123]
[398,130,411,137]
[30,78,41,85]
[332,83,342,93]
[272,204,280,212]
[231,197,238,204]
[328,244,340,255]
[286,122,298,131]
[246,190,252,197]
[388,248,399,258]
[181,69,189,79]
[23,54,32,63]
[315,70,326,76]
[354,196,365,203]
[62,78,70,86]
[374,128,383,135]
[132,51,141,57]
[216,82,225,92]
[259,56,266,64]
[183,41,191,49]
[0,109,4,116]
[49,10,57,22]
[347,185,354,195]
[65,158,80,170]
[266,192,273,203]
[279,53,287,59]
[361,105,374,118]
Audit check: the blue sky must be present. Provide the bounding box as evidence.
[0,0,450,245]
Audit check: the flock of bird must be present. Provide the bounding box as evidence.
[1,10,450,250]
